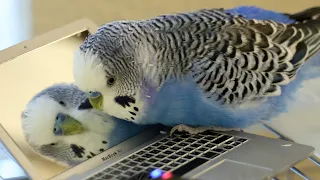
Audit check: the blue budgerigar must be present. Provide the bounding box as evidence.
[21,83,148,167]
[74,6,320,135]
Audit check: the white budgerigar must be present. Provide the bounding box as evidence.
[73,6,320,135]
[21,83,148,167]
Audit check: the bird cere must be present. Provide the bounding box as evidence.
[21,5,320,167]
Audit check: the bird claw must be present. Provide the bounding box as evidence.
[169,124,242,136]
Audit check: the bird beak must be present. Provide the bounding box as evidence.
[88,91,103,111]
[54,113,84,136]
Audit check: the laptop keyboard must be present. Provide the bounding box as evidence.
[86,131,248,180]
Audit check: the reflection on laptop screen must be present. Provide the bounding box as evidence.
[0,140,30,180]
[0,28,143,179]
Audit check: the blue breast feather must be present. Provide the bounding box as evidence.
[137,6,320,128]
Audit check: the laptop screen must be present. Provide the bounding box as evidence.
[0,29,143,179]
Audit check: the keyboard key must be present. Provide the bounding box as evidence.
[130,172,150,179]
[120,159,129,164]
[178,142,188,147]
[233,142,241,146]
[191,151,201,156]
[116,176,127,180]
[184,147,193,151]
[137,150,146,155]
[177,159,187,164]
[224,146,234,150]
[180,134,191,138]
[126,161,138,166]
[102,168,112,172]
[150,150,161,154]
[132,167,143,171]
[118,165,130,171]
[94,172,103,177]
[101,175,113,179]
[128,155,138,159]
[177,151,187,155]
[162,167,172,171]
[193,134,205,138]
[212,148,226,153]
[205,144,216,148]
[142,153,153,158]
[111,164,121,168]
[169,162,179,167]
[134,157,145,162]
[204,136,216,140]
[140,162,151,167]
[225,141,234,145]
[148,158,158,163]
[110,170,121,175]
[202,152,219,159]
[152,142,161,147]
[168,155,179,159]
[165,142,176,146]
[124,171,135,176]
[158,146,168,150]
[190,143,201,148]
[155,154,165,159]
[145,146,153,151]
[185,139,195,143]
[172,138,183,142]
[146,167,154,172]
[212,135,233,144]
[154,163,164,167]
[184,155,194,159]
[161,159,171,164]
[198,139,209,144]
[198,147,208,152]
[173,158,208,176]
[170,146,180,151]
[163,150,174,155]
[237,138,248,143]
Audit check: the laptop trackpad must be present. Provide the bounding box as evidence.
[192,160,274,180]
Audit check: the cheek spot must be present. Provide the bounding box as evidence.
[131,117,135,120]
[70,144,85,158]
[129,111,136,116]
[102,141,108,144]
[134,107,139,112]
[114,96,136,108]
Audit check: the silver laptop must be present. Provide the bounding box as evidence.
[0,19,315,180]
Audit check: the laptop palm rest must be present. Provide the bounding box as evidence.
[192,159,273,180]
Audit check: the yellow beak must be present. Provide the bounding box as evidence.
[54,113,84,136]
[88,92,103,111]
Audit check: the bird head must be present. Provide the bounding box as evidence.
[73,21,153,122]
[21,83,115,165]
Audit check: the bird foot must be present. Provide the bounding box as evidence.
[169,124,243,136]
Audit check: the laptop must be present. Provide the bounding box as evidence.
[0,19,315,180]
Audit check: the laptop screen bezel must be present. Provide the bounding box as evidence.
[0,19,98,180]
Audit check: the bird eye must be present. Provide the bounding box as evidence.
[107,77,116,86]
[59,101,66,106]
